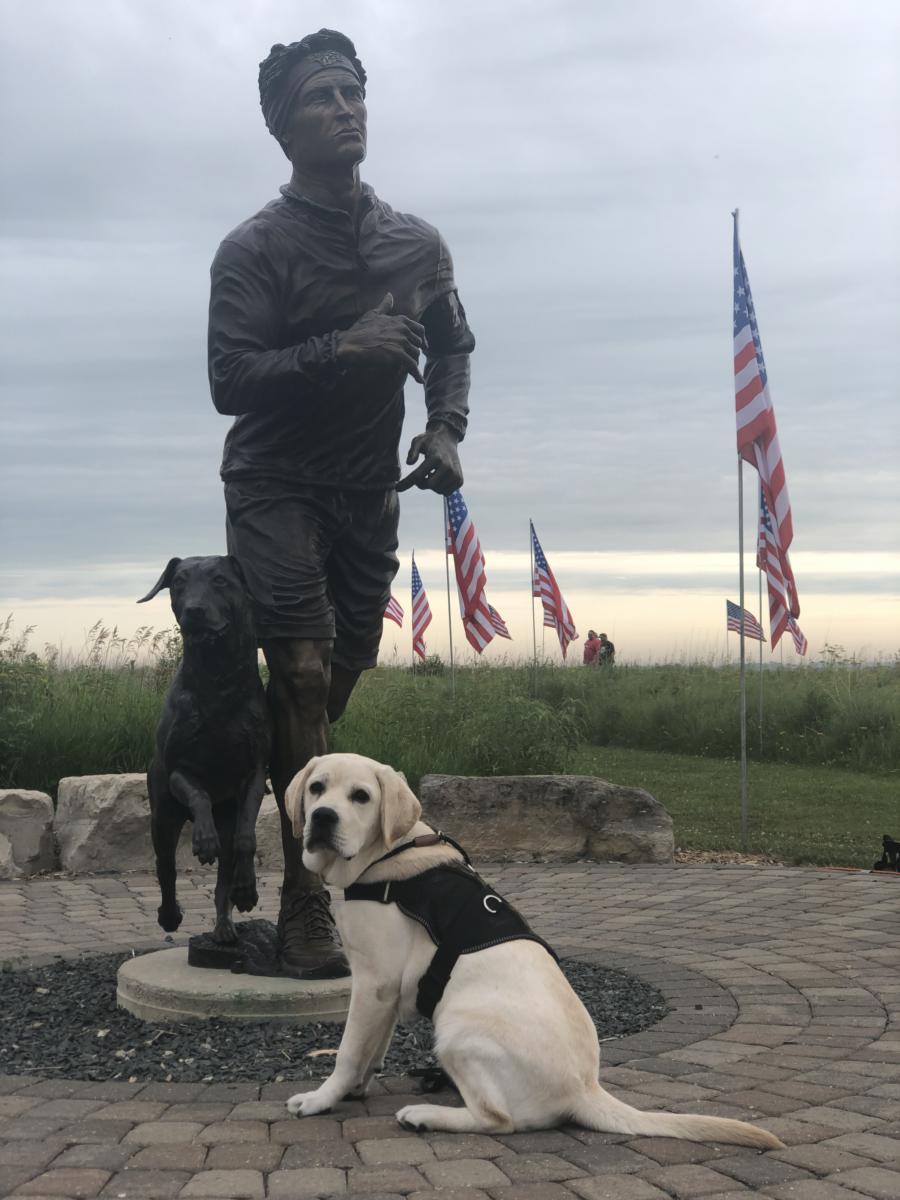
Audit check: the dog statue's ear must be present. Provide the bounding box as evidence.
[137,558,182,604]
[377,765,422,849]
[284,758,320,840]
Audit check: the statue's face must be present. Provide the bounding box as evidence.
[282,66,367,172]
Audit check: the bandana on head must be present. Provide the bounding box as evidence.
[260,45,364,146]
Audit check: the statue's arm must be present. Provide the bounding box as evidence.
[208,238,340,416]
[419,235,476,443]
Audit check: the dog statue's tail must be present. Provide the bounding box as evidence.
[571,1083,783,1149]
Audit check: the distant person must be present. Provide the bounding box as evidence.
[597,633,615,666]
[583,630,602,667]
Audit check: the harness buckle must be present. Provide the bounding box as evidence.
[382,880,391,903]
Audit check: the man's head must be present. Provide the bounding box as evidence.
[599,633,608,642]
[587,630,598,640]
[259,30,367,170]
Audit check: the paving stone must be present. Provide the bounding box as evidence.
[566,1177,671,1199]
[345,1163,427,1193]
[14,1167,112,1196]
[227,1101,289,1121]
[643,1162,748,1196]
[791,1106,877,1131]
[554,1143,655,1174]
[490,1152,587,1182]
[179,1168,265,1198]
[426,1134,507,1159]
[356,1138,436,1166]
[418,1156,510,1188]
[25,1100,106,1121]
[494,1130,582,1154]
[772,1142,874,1174]
[267,1166,348,1195]
[822,1131,900,1163]
[51,1143,135,1171]
[823,1166,900,1199]
[91,1102,170,1122]
[0,1096,43,1117]
[158,1103,234,1123]
[625,1136,724,1165]
[342,1117,416,1142]
[269,1117,343,1144]
[713,1154,814,1189]
[126,1144,209,1170]
[0,1117,68,1140]
[98,1168,191,1197]
[765,1181,877,1199]
[0,1139,66,1169]
[123,1119,205,1145]
[482,1185,574,1200]
[196,1119,268,1144]
[206,1142,285,1171]
[281,1140,361,1170]
[409,1190,490,1200]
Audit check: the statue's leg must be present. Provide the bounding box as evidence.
[151,801,185,933]
[212,810,237,945]
[263,637,350,980]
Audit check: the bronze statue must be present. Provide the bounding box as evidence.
[139,556,269,945]
[207,29,475,977]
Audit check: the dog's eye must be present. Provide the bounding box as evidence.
[351,789,370,804]
[308,780,325,795]
[213,575,228,588]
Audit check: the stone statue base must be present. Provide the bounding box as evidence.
[188,918,281,975]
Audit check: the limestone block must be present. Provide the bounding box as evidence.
[0,789,56,874]
[418,774,674,864]
[0,831,21,880]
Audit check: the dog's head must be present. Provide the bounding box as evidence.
[137,556,251,646]
[284,753,421,885]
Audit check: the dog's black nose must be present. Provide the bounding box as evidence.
[310,807,338,828]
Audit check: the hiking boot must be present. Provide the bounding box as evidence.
[277,887,350,979]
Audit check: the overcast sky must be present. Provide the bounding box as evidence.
[2,0,898,660]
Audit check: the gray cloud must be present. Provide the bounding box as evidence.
[2,0,898,606]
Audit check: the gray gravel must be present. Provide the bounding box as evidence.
[1,952,669,1083]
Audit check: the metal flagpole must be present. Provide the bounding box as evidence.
[443,498,456,700]
[738,455,749,850]
[758,566,764,754]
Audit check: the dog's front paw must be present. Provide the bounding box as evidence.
[192,826,220,865]
[211,916,237,944]
[157,903,183,932]
[230,871,258,913]
[396,1103,434,1132]
[286,1089,334,1117]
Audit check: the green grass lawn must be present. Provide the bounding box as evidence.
[574,744,896,868]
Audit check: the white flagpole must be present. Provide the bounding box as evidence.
[735,208,749,852]
[443,499,456,699]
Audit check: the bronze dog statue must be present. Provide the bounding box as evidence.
[139,556,269,943]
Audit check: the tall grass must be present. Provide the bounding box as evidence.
[1,617,896,799]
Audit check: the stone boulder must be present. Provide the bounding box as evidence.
[418,774,674,864]
[54,774,282,875]
[0,832,21,880]
[0,789,57,875]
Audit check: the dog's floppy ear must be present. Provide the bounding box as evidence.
[137,558,182,604]
[284,757,321,840]
[377,765,422,849]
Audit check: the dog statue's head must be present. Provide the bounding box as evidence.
[137,556,252,647]
[285,753,422,887]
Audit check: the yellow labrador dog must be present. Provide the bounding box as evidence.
[283,753,781,1148]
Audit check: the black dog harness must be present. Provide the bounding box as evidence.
[344,834,558,1019]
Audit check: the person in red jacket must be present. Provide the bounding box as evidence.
[583,630,602,666]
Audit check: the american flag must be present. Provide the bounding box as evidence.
[727,600,766,642]
[384,594,404,627]
[445,490,510,653]
[531,522,578,657]
[410,554,432,660]
[756,486,793,648]
[787,616,808,657]
[733,214,800,645]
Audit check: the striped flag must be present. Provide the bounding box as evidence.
[410,554,432,660]
[445,490,510,653]
[733,215,800,648]
[727,600,766,642]
[787,616,808,657]
[384,595,404,627]
[531,522,578,657]
[756,486,793,648]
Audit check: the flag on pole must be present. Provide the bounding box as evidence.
[445,490,510,652]
[733,216,800,647]
[787,615,808,657]
[384,595,404,627]
[756,485,795,648]
[410,554,432,660]
[727,600,766,642]
[530,522,578,658]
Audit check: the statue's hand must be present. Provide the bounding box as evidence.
[397,425,463,495]
[336,293,424,384]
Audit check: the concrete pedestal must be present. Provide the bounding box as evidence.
[116,948,351,1024]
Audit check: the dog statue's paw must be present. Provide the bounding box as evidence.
[157,903,183,932]
[192,827,220,865]
[286,1089,333,1117]
[230,874,258,913]
[396,1103,434,1132]
[211,916,238,945]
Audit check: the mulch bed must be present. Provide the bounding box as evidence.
[1,953,669,1083]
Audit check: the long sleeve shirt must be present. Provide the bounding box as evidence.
[208,182,475,490]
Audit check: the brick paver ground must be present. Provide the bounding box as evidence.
[1,863,899,1197]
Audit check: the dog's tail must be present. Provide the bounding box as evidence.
[570,1082,783,1149]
